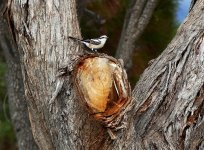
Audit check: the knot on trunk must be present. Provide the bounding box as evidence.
[73,53,132,129]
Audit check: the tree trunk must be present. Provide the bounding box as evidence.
[132,0,204,149]
[0,4,38,150]
[115,0,158,69]
[6,0,204,149]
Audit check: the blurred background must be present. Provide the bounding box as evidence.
[0,0,190,149]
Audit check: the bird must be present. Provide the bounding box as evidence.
[68,35,108,52]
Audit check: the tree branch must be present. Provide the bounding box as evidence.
[8,0,204,149]
[115,0,158,69]
[131,0,204,148]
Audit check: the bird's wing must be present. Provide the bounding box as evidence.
[83,39,101,45]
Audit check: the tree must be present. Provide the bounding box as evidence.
[0,1,38,149]
[116,0,158,68]
[2,0,204,149]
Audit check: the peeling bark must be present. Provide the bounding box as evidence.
[73,54,131,128]
[132,0,204,148]
[5,0,204,149]
[0,10,38,150]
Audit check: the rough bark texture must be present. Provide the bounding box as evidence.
[116,0,158,68]
[7,0,135,149]
[6,0,204,149]
[0,2,38,149]
[132,0,204,149]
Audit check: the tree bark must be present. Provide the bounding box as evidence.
[0,2,38,149]
[8,0,83,149]
[115,0,158,69]
[6,0,204,149]
[132,0,204,149]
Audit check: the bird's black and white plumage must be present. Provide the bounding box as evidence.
[68,35,108,52]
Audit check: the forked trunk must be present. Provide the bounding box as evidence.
[6,0,204,149]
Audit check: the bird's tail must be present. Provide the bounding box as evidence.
[68,36,82,42]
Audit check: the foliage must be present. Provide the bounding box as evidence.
[128,0,179,85]
[80,0,179,86]
[0,120,13,139]
[80,0,129,55]
[0,59,16,149]
[140,0,178,52]
[0,0,180,148]
[0,62,6,99]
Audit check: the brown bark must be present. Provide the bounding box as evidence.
[116,0,158,69]
[132,0,204,148]
[5,0,204,149]
[8,0,82,149]
[0,9,38,150]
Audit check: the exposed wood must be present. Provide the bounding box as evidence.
[6,0,204,149]
[8,0,136,148]
[73,54,131,129]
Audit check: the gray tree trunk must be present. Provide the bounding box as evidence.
[0,3,38,150]
[6,0,204,149]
